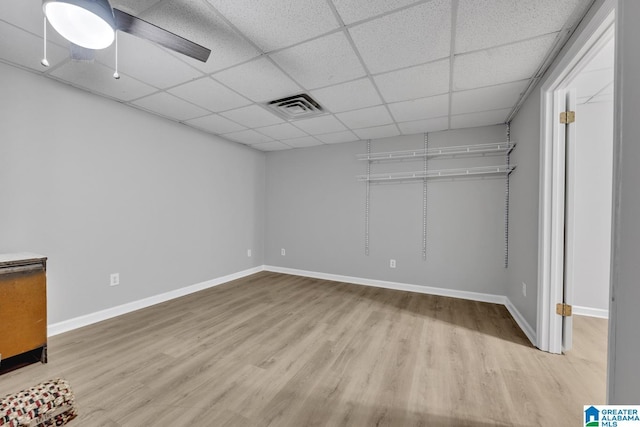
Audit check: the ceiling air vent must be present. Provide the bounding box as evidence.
[266,93,324,120]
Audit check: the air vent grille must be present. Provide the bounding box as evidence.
[266,93,324,120]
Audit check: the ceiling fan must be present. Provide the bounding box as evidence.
[41,0,211,66]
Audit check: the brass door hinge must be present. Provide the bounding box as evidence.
[556,303,572,317]
[560,111,575,124]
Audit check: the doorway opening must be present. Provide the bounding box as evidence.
[537,0,615,357]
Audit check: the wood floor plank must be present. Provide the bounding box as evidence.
[0,272,607,426]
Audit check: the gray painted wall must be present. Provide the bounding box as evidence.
[608,0,640,404]
[0,63,265,325]
[506,85,541,329]
[266,127,509,296]
[571,101,613,313]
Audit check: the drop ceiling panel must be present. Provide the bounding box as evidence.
[337,105,394,129]
[50,61,157,101]
[292,115,347,135]
[206,0,339,51]
[255,123,309,139]
[139,0,260,74]
[270,32,365,90]
[450,108,512,129]
[456,0,586,54]
[353,124,400,140]
[331,0,423,25]
[310,78,382,113]
[220,105,284,128]
[0,23,68,72]
[0,1,68,45]
[250,141,292,151]
[388,94,449,122]
[374,59,450,103]
[281,136,323,148]
[185,114,247,134]
[132,92,210,121]
[453,34,557,90]
[224,129,274,145]
[94,32,203,89]
[349,1,451,74]
[168,77,250,112]
[583,38,614,72]
[398,117,449,134]
[570,68,614,99]
[451,80,528,115]
[111,0,164,15]
[315,130,359,144]
[213,57,301,102]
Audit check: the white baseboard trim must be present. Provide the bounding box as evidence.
[573,305,609,319]
[47,266,264,337]
[504,298,537,346]
[266,265,538,347]
[264,265,506,305]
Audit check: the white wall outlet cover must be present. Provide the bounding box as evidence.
[110,273,120,286]
[281,248,286,256]
[247,249,252,257]
[390,259,396,268]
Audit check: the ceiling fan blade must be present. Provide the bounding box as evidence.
[113,8,211,63]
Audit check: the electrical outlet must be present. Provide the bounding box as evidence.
[247,249,252,257]
[390,259,396,268]
[281,248,286,256]
[522,282,527,297]
[110,273,120,287]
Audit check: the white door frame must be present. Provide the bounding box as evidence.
[537,0,615,354]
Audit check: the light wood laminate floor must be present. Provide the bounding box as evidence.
[0,272,607,426]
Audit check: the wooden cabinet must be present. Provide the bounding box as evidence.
[0,253,47,365]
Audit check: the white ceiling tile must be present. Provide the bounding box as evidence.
[0,23,68,72]
[281,136,323,148]
[255,123,308,139]
[349,0,451,74]
[588,94,614,104]
[185,114,246,134]
[139,0,260,73]
[213,57,301,102]
[168,77,250,112]
[132,92,210,121]
[332,0,423,25]
[250,141,292,151]
[353,124,400,140]
[94,32,203,89]
[224,129,274,145]
[310,78,382,113]
[450,108,512,129]
[570,68,615,99]
[270,32,365,90]
[453,34,557,91]
[220,104,284,128]
[374,59,450,103]
[583,38,615,73]
[207,0,339,51]
[451,80,528,115]
[292,115,347,135]
[398,117,449,135]
[50,61,157,101]
[388,94,449,122]
[456,0,587,54]
[336,105,394,129]
[110,0,164,15]
[0,1,68,45]
[315,130,360,144]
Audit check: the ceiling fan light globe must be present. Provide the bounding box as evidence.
[43,0,115,50]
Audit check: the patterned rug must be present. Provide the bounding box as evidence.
[0,379,77,426]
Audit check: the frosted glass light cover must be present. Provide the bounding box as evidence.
[44,1,115,49]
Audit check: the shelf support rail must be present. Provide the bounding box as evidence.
[504,123,511,268]
[423,133,428,261]
[365,139,371,256]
